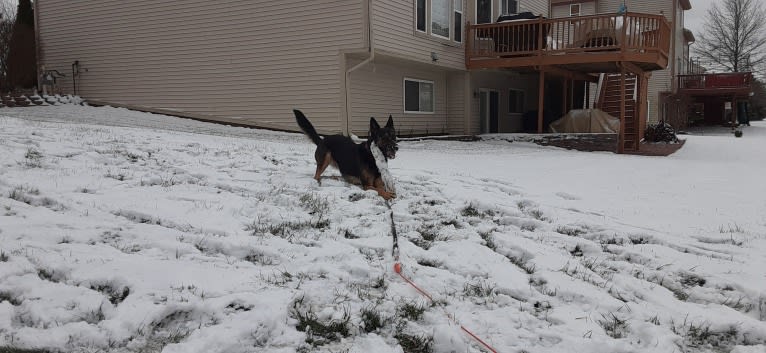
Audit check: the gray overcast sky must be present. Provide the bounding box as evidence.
[685,0,715,41]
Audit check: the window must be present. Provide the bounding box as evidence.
[404,78,434,113]
[432,0,450,38]
[501,0,518,15]
[570,3,580,16]
[454,0,463,42]
[416,0,463,42]
[476,0,492,24]
[508,89,525,113]
[417,0,426,31]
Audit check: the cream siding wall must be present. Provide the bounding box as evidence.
[551,2,596,18]
[372,0,465,70]
[447,72,468,134]
[518,0,549,17]
[37,0,366,133]
[347,58,455,136]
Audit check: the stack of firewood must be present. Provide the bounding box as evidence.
[644,122,679,143]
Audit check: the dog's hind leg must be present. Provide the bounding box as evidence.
[313,148,333,184]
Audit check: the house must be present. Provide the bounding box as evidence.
[34,0,545,137]
[34,1,680,152]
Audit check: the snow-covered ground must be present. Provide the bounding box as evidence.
[1,105,765,353]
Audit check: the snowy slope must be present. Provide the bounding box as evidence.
[1,106,765,353]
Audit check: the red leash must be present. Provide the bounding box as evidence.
[393,262,500,353]
[388,202,499,353]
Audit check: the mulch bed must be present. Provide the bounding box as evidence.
[533,134,685,156]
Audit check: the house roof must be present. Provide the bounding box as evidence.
[683,28,695,43]
[679,0,691,11]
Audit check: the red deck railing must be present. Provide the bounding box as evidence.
[677,72,753,91]
[466,12,671,70]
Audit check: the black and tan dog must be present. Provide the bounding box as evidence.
[293,109,398,200]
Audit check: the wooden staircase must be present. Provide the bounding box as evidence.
[596,73,640,152]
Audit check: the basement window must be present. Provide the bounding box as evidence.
[404,78,435,113]
[570,3,581,16]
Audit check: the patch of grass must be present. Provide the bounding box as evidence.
[507,254,535,274]
[460,204,481,217]
[37,268,63,283]
[8,185,38,204]
[629,235,651,245]
[0,251,8,262]
[720,294,753,312]
[463,279,496,298]
[360,306,387,333]
[341,229,359,239]
[556,226,585,237]
[90,282,131,305]
[597,312,629,339]
[299,192,330,217]
[416,258,441,268]
[290,298,350,346]
[527,209,549,222]
[679,272,706,287]
[243,251,277,266]
[23,147,43,168]
[570,244,584,257]
[672,319,740,350]
[647,315,661,326]
[394,331,434,353]
[478,230,496,251]
[520,223,537,232]
[719,223,745,234]
[398,301,426,321]
[0,291,22,306]
[0,348,52,353]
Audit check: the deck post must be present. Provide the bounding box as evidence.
[562,79,568,114]
[618,68,626,154]
[538,71,545,133]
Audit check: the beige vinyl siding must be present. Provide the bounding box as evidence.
[470,70,538,133]
[347,57,454,136]
[372,0,465,70]
[37,0,365,133]
[447,72,467,134]
[551,2,596,18]
[518,0,549,17]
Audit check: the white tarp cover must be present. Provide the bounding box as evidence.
[549,109,620,133]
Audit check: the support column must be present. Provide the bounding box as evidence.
[618,68,626,154]
[538,71,545,133]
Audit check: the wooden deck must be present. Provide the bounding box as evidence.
[465,12,671,73]
[677,72,753,98]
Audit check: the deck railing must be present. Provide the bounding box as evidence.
[677,72,753,91]
[466,12,671,66]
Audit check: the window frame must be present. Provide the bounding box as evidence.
[404,78,436,114]
[453,0,463,43]
[416,0,427,32]
[416,0,464,43]
[508,88,525,114]
[570,3,581,16]
[475,0,493,24]
[500,0,519,15]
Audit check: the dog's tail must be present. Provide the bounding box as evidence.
[293,109,324,146]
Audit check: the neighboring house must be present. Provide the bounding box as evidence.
[35,1,682,152]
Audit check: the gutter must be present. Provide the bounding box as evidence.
[343,0,375,136]
[33,0,41,90]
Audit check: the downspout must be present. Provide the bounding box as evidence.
[344,0,375,136]
[670,0,677,92]
[33,0,42,91]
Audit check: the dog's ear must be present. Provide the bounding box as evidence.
[370,117,381,134]
[385,115,394,129]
